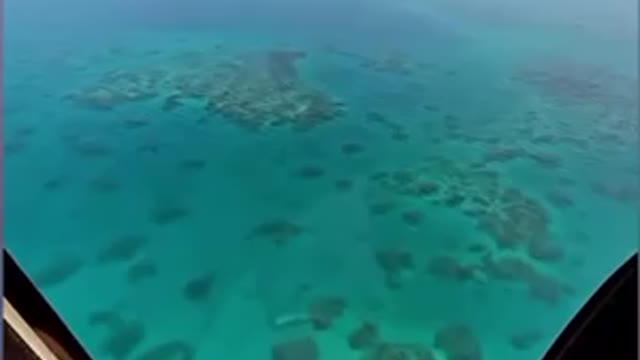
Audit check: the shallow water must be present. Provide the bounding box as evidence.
[4,1,638,359]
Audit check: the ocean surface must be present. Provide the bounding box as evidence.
[4,1,638,359]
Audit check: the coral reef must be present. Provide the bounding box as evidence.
[434,324,482,360]
[481,253,572,304]
[97,235,147,264]
[371,159,552,253]
[68,49,345,131]
[67,69,165,110]
[511,60,639,149]
[272,337,319,360]
[200,50,345,131]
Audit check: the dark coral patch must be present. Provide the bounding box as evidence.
[150,205,190,225]
[246,219,304,247]
[401,209,424,226]
[100,321,146,360]
[90,176,121,193]
[527,238,565,262]
[97,235,147,264]
[341,142,365,155]
[426,256,477,282]
[293,166,326,179]
[363,342,436,360]
[545,190,575,209]
[179,159,207,171]
[134,341,195,360]
[391,132,410,142]
[32,256,85,289]
[510,330,543,351]
[183,272,215,302]
[434,324,483,360]
[308,296,346,330]
[368,201,396,216]
[334,179,354,192]
[347,321,379,350]
[127,260,158,284]
[272,337,318,360]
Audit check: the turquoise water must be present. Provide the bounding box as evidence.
[4,1,638,359]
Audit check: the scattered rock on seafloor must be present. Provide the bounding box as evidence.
[272,336,319,360]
